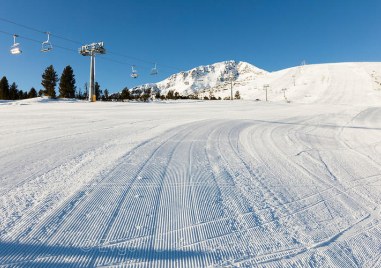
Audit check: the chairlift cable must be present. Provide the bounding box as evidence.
[0,16,184,72]
[0,29,77,53]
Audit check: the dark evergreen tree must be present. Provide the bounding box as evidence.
[120,87,130,100]
[17,90,23,100]
[41,65,58,98]
[9,83,18,100]
[141,89,151,102]
[83,83,88,100]
[38,89,44,97]
[95,82,102,100]
[59,65,76,98]
[166,90,174,99]
[76,88,83,99]
[28,87,37,98]
[0,76,10,100]
[109,92,120,101]
[103,89,109,101]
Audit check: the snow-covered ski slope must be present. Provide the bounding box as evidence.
[1,62,381,267]
[140,61,381,105]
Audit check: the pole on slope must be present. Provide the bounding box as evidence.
[79,42,106,102]
[229,72,234,100]
[263,84,269,102]
[282,88,288,102]
[89,52,95,102]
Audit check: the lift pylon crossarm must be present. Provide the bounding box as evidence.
[79,42,106,56]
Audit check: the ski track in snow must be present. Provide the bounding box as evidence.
[1,96,381,267]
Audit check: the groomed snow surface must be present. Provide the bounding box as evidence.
[1,62,381,267]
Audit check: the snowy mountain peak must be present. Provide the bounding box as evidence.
[133,61,268,97]
[132,61,381,104]
[157,60,268,96]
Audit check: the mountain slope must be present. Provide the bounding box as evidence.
[156,60,268,97]
[257,62,381,105]
[134,61,381,105]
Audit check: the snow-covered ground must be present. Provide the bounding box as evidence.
[139,61,381,106]
[1,62,381,267]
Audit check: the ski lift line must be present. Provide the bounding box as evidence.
[105,51,181,72]
[0,29,177,75]
[0,29,167,77]
[0,30,77,53]
[98,55,145,67]
[0,16,83,45]
[51,33,82,45]
[107,51,180,71]
[0,16,184,72]
[0,17,45,34]
[0,29,150,68]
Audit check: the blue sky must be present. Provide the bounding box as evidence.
[0,0,380,93]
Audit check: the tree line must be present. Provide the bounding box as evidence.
[0,64,241,101]
[0,65,104,101]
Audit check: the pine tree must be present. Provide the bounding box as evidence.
[18,90,26,100]
[166,90,174,99]
[103,89,109,101]
[38,89,44,97]
[28,87,37,98]
[59,65,76,98]
[76,88,83,99]
[120,87,130,100]
[41,65,58,98]
[141,88,151,102]
[83,83,88,100]
[95,82,102,100]
[0,76,10,100]
[9,83,18,100]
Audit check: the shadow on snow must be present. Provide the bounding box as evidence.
[0,241,206,266]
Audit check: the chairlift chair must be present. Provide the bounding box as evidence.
[150,63,158,75]
[131,65,139,78]
[10,34,22,55]
[41,32,53,52]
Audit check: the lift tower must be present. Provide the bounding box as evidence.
[79,42,106,102]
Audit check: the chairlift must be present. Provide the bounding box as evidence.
[41,32,53,52]
[150,63,158,75]
[131,65,139,78]
[10,34,22,55]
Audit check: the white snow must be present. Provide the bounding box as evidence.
[139,61,381,106]
[1,62,381,267]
